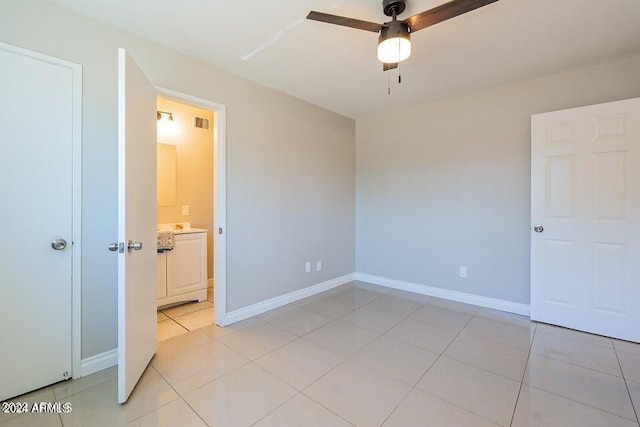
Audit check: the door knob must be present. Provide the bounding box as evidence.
[127,240,143,253]
[51,239,67,250]
[533,225,544,233]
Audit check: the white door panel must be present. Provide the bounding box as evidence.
[0,44,76,400]
[117,49,158,403]
[531,97,640,342]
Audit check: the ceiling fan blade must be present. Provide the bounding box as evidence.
[383,62,398,71]
[404,0,498,33]
[307,11,383,33]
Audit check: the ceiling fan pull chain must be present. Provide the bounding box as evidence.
[387,71,391,94]
[397,41,402,84]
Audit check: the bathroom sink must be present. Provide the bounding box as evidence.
[157,222,191,231]
[157,223,206,234]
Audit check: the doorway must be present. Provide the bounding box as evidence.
[154,87,227,341]
[0,42,82,400]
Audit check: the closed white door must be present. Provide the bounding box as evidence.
[0,44,79,400]
[531,97,640,342]
[116,49,158,403]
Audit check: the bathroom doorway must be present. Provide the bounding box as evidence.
[154,88,227,342]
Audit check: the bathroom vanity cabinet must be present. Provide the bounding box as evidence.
[157,229,207,308]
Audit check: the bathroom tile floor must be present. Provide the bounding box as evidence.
[156,288,215,342]
[3,281,639,426]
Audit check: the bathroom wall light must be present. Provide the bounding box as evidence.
[157,111,174,122]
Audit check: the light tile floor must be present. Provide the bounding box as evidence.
[3,281,639,426]
[157,287,214,342]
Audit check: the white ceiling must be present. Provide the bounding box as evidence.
[51,0,640,118]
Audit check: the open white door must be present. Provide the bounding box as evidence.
[116,48,158,403]
[531,97,640,342]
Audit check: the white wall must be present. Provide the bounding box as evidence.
[356,55,640,305]
[0,0,355,359]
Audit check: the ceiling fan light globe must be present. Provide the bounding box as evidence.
[377,37,411,63]
[377,21,411,63]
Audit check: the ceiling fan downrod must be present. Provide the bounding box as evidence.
[382,0,407,18]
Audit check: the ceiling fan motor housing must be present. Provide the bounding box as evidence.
[379,20,410,44]
[383,0,407,17]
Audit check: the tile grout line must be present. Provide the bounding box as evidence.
[395,308,515,424]
[508,324,536,426]
[613,343,639,423]
[149,334,214,422]
[377,383,414,427]
[527,332,624,378]
[248,391,299,426]
[536,323,617,349]
[522,383,639,423]
[106,365,184,427]
[157,304,219,341]
[160,302,213,321]
[176,397,212,427]
[248,362,354,427]
[157,318,190,343]
[240,308,360,427]
[289,287,427,425]
[295,358,371,427]
[413,310,513,424]
[153,329,250,402]
[460,317,538,353]
[154,338,253,412]
[518,335,638,423]
[168,307,215,331]
[378,307,483,427]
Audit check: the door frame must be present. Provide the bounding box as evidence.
[155,87,228,325]
[0,42,83,379]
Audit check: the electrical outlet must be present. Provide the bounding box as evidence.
[459,266,468,278]
[316,261,322,272]
[181,205,190,216]
[305,262,311,273]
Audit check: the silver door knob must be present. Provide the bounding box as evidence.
[533,225,544,233]
[51,239,67,250]
[108,242,119,252]
[127,240,143,253]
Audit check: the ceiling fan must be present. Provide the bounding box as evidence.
[307,0,498,71]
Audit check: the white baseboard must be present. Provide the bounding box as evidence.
[79,349,118,377]
[356,273,530,316]
[223,273,355,325]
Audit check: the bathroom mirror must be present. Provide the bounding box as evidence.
[157,143,177,206]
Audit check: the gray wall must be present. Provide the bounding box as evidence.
[356,55,640,305]
[0,0,355,359]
